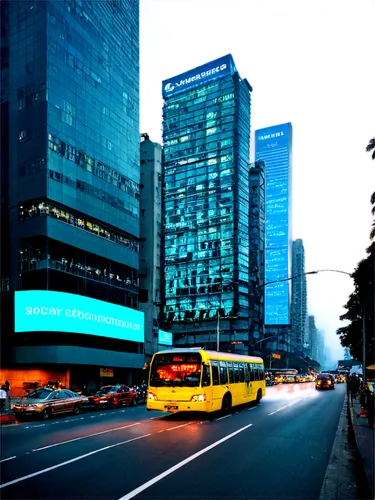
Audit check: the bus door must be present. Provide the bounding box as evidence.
[247,363,256,400]
[210,361,222,411]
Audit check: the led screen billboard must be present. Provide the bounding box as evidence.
[158,330,173,346]
[255,123,292,325]
[162,54,236,98]
[15,290,144,342]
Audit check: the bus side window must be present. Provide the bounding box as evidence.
[239,363,245,383]
[244,363,250,383]
[249,364,255,382]
[227,362,234,384]
[254,367,259,381]
[259,366,264,380]
[211,362,220,386]
[202,364,211,386]
[233,363,240,383]
[219,361,228,385]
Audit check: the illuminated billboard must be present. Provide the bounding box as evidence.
[15,290,144,342]
[255,123,292,325]
[158,330,173,346]
[162,54,236,98]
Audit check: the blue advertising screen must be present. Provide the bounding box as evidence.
[15,290,144,342]
[255,123,292,325]
[158,330,173,346]
[162,54,236,98]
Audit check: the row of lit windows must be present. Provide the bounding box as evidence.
[19,202,139,253]
[210,360,264,385]
[48,134,140,201]
[49,170,138,218]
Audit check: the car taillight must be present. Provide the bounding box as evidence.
[327,380,331,385]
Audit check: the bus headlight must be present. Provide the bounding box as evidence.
[147,392,157,401]
[190,394,206,402]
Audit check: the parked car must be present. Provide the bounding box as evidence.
[89,385,137,409]
[315,373,335,390]
[13,387,89,420]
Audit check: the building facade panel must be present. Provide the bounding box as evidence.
[255,123,292,326]
[162,55,253,352]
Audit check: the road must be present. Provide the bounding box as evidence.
[1,383,346,500]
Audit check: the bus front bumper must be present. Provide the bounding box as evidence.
[147,400,210,413]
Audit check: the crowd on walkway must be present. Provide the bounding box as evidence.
[347,372,375,428]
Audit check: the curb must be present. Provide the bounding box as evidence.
[348,394,374,498]
[319,396,358,500]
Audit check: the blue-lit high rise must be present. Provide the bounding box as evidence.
[255,123,292,326]
[162,55,253,353]
[0,0,142,392]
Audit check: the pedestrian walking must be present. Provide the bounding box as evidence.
[4,380,11,410]
[0,385,7,411]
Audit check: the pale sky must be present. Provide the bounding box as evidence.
[139,0,375,362]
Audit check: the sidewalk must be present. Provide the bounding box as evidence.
[348,391,375,500]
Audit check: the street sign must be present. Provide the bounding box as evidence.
[272,353,281,359]
[100,368,114,377]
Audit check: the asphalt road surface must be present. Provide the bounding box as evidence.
[0,382,346,500]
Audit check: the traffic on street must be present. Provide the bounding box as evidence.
[1,383,347,500]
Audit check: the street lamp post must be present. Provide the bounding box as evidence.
[254,269,360,369]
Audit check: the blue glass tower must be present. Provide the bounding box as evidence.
[255,123,292,326]
[162,55,253,352]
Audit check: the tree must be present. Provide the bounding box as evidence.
[336,242,374,363]
[366,137,375,160]
[366,137,375,239]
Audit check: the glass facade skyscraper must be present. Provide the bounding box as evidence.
[0,0,142,391]
[255,123,292,326]
[162,55,253,351]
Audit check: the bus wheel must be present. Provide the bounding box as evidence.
[222,393,232,413]
[256,389,262,404]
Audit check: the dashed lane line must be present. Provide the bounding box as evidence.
[0,433,152,490]
[215,414,232,421]
[32,423,140,452]
[268,398,302,415]
[118,423,254,500]
[0,456,16,464]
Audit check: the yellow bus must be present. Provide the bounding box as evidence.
[146,348,265,413]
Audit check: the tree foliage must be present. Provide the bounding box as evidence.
[336,242,374,363]
[337,139,374,362]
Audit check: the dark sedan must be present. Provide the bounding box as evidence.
[315,374,335,390]
[89,385,137,409]
[13,387,89,419]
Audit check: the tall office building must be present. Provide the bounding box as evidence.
[309,315,318,361]
[139,135,163,359]
[162,55,253,353]
[291,239,307,352]
[0,0,142,394]
[248,161,266,352]
[316,330,325,367]
[255,123,293,328]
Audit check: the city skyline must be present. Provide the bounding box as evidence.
[140,0,375,362]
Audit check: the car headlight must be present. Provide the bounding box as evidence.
[190,394,206,402]
[147,392,157,401]
[327,381,331,385]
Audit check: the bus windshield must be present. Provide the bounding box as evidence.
[150,352,202,387]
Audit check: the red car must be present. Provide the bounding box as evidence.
[89,385,137,409]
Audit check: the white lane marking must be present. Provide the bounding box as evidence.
[268,398,302,416]
[0,456,16,464]
[32,423,140,451]
[149,416,163,420]
[90,416,96,418]
[118,423,253,500]
[30,424,45,428]
[247,407,257,411]
[215,414,232,421]
[64,420,70,423]
[165,422,193,431]
[0,433,152,490]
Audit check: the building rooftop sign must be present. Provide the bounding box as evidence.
[162,54,236,99]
